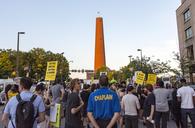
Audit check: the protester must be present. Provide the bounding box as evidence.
[172,83,182,128]
[65,78,84,128]
[62,83,70,118]
[7,84,19,100]
[50,79,65,104]
[122,85,140,128]
[117,86,126,128]
[177,78,195,128]
[110,81,117,92]
[35,83,45,97]
[35,83,48,128]
[87,75,121,128]
[90,83,97,92]
[153,81,170,128]
[166,83,174,120]
[80,84,91,128]
[4,84,12,103]
[143,85,155,128]
[1,77,45,128]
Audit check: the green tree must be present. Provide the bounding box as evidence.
[95,66,110,79]
[172,51,189,77]
[0,48,69,81]
[119,56,173,81]
[0,49,14,78]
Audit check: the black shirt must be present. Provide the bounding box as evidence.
[80,90,90,117]
[143,93,155,118]
[65,92,83,128]
[172,89,181,114]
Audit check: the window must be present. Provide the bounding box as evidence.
[187,45,194,60]
[185,27,193,40]
[184,9,191,22]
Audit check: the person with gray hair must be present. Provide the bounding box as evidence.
[50,79,65,104]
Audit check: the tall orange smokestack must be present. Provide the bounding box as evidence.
[94,17,106,72]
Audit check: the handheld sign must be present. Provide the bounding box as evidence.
[147,74,157,85]
[45,61,58,81]
[135,72,145,85]
[50,103,61,128]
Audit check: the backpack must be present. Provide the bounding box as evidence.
[13,94,37,128]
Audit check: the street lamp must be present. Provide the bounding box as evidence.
[137,49,142,71]
[128,55,132,63]
[68,60,73,75]
[16,32,25,77]
[69,60,73,63]
[68,61,73,72]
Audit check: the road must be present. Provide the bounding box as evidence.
[0,105,179,128]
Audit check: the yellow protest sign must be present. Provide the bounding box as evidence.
[45,61,58,81]
[147,74,157,85]
[50,103,61,128]
[135,72,145,85]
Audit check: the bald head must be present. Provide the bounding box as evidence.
[99,75,109,87]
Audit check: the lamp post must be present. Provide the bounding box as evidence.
[69,60,73,63]
[67,60,74,80]
[68,60,73,72]
[128,55,132,64]
[16,32,25,77]
[137,49,142,71]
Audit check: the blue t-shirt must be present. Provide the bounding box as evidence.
[4,91,45,128]
[87,87,121,120]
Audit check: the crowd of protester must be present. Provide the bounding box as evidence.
[1,75,195,128]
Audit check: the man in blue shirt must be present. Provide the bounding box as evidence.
[1,77,45,128]
[87,75,121,128]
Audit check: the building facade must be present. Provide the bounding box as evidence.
[176,0,195,82]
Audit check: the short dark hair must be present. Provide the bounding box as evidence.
[180,78,186,83]
[91,83,96,92]
[146,84,153,92]
[70,78,80,91]
[158,81,164,88]
[121,81,126,85]
[127,85,134,92]
[20,77,33,90]
[120,88,126,92]
[54,78,61,85]
[83,84,90,90]
[35,83,45,92]
[11,84,19,93]
[99,75,109,87]
[5,84,12,94]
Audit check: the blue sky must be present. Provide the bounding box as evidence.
[0,0,181,70]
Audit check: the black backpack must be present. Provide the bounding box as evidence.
[12,94,37,128]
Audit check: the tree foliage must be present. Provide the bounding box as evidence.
[101,56,175,82]
[172,51,190,77]
[0,48,69,81]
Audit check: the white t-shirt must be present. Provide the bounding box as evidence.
[177,86,195,109]
[122,93,140,116]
